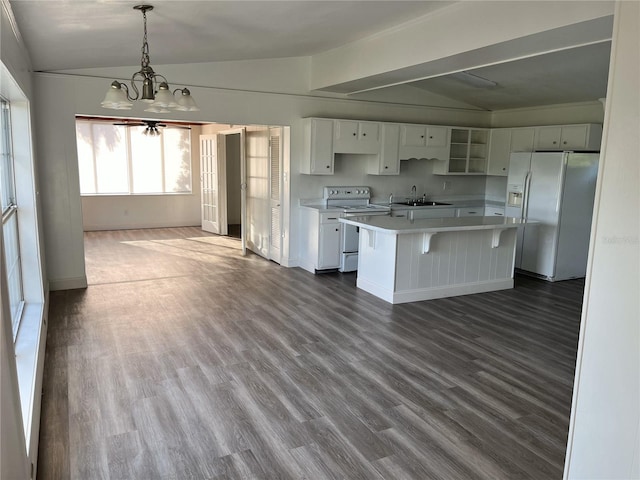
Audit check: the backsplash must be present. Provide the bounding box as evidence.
[297,154,495,205]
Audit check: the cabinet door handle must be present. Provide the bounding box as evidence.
[326,165,330,169]
[553,141,557,144]
[352,132,357,136]
[335,228,339,232]
[421,135,424,138]
[563,141,568,145]
[429,136,433,139]
[384,165,388,169]
[362,133,366,136]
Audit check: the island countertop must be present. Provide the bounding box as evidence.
[339,215,524,234]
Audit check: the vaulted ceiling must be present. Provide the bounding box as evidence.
[9,0,613,111]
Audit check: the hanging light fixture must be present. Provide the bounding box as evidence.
[101,5,199,112]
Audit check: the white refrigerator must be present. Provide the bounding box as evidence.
[506,151,599,281]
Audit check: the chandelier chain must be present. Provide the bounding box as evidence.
[140,8,150,70]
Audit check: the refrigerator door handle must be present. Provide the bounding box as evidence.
[555,155,569,213]
[522,171,532,220]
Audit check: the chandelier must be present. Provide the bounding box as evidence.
[101,5,199,113]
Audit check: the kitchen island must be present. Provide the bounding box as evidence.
[339,215,523,304]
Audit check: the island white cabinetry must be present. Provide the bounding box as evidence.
[367,123,401,175]
[334,120,380,154]
[398,124,449,160]
[339,216,521,304]
[299,207,342,272]
[301,118,334,175]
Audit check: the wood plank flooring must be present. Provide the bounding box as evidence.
[37,227,583,479]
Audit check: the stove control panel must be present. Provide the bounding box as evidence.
[323,186,371,201]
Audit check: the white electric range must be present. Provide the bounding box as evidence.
[323,186,390,272]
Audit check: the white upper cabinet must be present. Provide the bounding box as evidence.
[301,118,334,175]
[368,123,401,175]
[486,127,536,176]
[399,124,449,160]
[510,127,536,152]
[487,129,511,176]
[333,120,380,154]
[301,117,602,176]
[433,128,488,175]
[535,124,602,151]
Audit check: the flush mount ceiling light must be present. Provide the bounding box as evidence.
[101,4,199,113]
[450,71,498,89]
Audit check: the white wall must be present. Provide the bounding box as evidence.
[564,1,639,478]
[1,1,46,478]
[80,125,203,231]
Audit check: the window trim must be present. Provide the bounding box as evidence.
[1,97,25,339]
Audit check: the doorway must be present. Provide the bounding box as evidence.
[202,126,284,265]
[224,133,242,239]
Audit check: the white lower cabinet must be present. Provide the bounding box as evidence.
[299,208,342,273]
[484,206,505,216]
[456,207,485,217]
[319,222,341,269]
[391,208,456,219]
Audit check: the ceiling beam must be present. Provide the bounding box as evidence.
[309,1,614,94]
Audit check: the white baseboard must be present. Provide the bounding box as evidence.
[48,276,87,291]
[83,221,201,232]
[357,278,514,304]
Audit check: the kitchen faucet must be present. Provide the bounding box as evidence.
[411,185,417,201]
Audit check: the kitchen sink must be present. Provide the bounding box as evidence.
[393,201,452,207]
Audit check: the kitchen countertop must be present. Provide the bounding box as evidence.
[339,215,523,234]
[372,199,504,210]
[300,199,505,212]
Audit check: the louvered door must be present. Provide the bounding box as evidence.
[269,127,282,263]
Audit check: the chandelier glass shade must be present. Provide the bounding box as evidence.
[101,5,199,112]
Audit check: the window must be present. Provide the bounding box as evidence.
[0,97,24,338]
[76,119,192,195]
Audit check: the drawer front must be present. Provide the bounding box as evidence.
[320,212,341,224]
[457,207,485,217]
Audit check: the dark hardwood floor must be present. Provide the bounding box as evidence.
[37,227,583,479]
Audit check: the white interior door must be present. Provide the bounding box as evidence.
[200,134,227,235]
[269,127,283,264]
[245,127,270,259]
[238,129,247,256]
